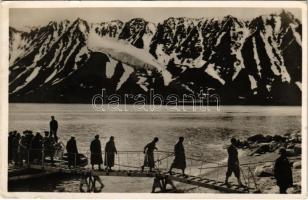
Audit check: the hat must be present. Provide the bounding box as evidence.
[231,137,237,143]
[279,148,287,155]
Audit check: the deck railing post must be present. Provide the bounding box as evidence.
[118,153,120,170]
[126,152,129,169]
[247,166,250,190]
[138,152,141,167]
[41,149,45,169]
[74,153,77,168]
[216,163,219,181]
[199,161,203,176]
[157,152,160,169]
[27,149,30,167]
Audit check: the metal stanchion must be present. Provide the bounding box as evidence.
[199,161,203,176]
[27,149,30,167]
[216,163,219,181]
[118,153,120,170]
[41,150,45,169]
[74,153,77,168]
[126,152,129,170]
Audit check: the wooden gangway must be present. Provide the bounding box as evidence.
[8,150,259,193]
[9,164,256,193]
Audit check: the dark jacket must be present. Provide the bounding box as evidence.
[50,120,58,131]
[143,141,157,168]
[66,139,78,154]
[227,145,239,165]
[105,141,117,167]
[90,139,103,165]
[274,156,293,187]
[172,142,186,169]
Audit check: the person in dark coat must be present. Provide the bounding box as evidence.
[30,132,43,163]
[49,116,58,140]
[225,138,243,186]
[169,137,186,175]
[141,137,159,172]
[8,132,15,164]
[105,136,117,171]
[12,133,22,166]
[274,148,293,194]
[19,132,29,166]
[90,135,103,170]
[66,136,78,168]
[43,131,55,164]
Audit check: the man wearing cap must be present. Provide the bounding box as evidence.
[274,148,293,194]
[225,138,243,186]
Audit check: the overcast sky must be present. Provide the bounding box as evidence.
[10,7,301,30]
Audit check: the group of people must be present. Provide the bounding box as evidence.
[225,138,293,194]
[65,135,118,170]
[140,137,293,194]
[8,116,62,166]
[8,115,294,194]
[140,137,186,176]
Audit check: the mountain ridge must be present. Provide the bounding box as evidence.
[9,10,302,105]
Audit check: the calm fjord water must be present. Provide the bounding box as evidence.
[9,104,301,162]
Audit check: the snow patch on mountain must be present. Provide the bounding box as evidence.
[116,64,134,90]
[9,31,27,65]
[248,75,257,90]
[12,66,40,93]
[280,66,291,83]
[105,58,118,79]
[295,81,301,91]
[44,69,58,84]
[136,76,150,92]
[205,63,225,85]
[252,37,262,77]
[289,23,301,46]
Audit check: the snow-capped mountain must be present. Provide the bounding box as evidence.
[9,10,302,104]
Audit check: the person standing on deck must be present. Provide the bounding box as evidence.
[12,133,21,166]
[224,138,243,186]
[8,132,15,164]
[105,136,117,171]
[43,131,55,165]
[168,137,186,176]
[90,135,103,170]
[19,132,29,166]
[141,137,159,172]
[49,116,58,140]
[30,132,43,163]
[274,148,293,194]
[66,136,78,168]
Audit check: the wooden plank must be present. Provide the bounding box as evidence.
[25,164,256,193]
[8,171,57,182]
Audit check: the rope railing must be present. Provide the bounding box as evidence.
[11,148,280,193]
[20,148,299,171]
[17,148,293,192]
